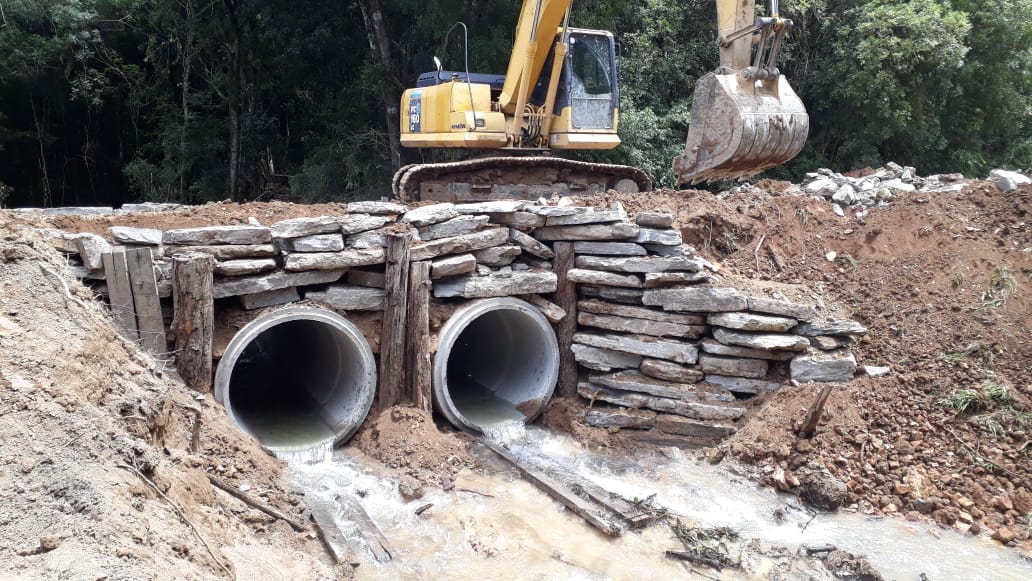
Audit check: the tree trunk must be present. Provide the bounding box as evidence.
[171,252,214,392]
[359,0,402,170]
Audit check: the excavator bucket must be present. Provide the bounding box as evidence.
[673,71,809,185]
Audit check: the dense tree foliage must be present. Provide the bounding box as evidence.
[0,0,1029,206]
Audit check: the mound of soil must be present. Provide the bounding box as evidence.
[0,216,339,579]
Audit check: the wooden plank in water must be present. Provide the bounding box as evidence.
[125,247,167,355]
[478,438,623,536]
[567,479,658,529]
[309,501,349,565]
[101,250,138,341]
[337,494,394,563]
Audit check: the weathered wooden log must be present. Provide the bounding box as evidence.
[171,252,214,392]
[554,242,578,398]
[126,248,167,355]
[406,261,432,413]
[378,231,412,410]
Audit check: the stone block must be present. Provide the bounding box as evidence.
[269,216,340,239]
[635,212,674,229]
[578,383,745,421]
[707,311,798,332]
[338,214,394,235]
[634,228,682,246]
[567,269,642,288]
[643,287,748,312]
[410,227,509,261]
[533,222,639,241]
[239,287,300,310]
[793,320,868,337]
[656,415,736,438]
[431,254,477,279]
[163,225,271,246]
[572,332,698,365]
[433,271,557,298]
[214,258,277,277]
[572,241,647,256]
[509,227,554,259]
[418,215,489,241]
[572,344,643,372]
[109,227,162,245]
[638,358,704,384]
[347,201,406,215]
[306,284,386,311]
[700,338,795,361]
[575,255,704,273]
[284,248,385,271]
[703,375,782,394]
[577,299,705,325]
[790,349,857,383]
[287,233,345,253]
[582,407,656,430]
[698,354,768,379]
[401,202,457,227]
[474,245,521,267]
[746,297,818,321]
[212,268,346,299]
[74,233,113,271]
[577,312,706,339]
[712,327,809,351]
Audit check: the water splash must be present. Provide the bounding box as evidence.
[272,437,334,465]
[480,418,527,443]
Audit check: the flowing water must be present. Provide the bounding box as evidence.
[286,427,1032,580]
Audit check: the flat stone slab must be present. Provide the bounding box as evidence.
[284,248,385,271]
[74,233,113,271]
[163,244,278,260]
[567,269,642,288]
[306,284,386,311]
[698,354,768,379]
[643,272,715,287]
[573,332,698,365]
[509,228,554,259]
[809,335,853,350]
[582,407,656,430]
[655,415,736,438]
[239,287,300,310]
[474,245,521,266]
[338,214,394,235]
[544,206,627,226]
[453,200,527,214]
[347,201,406,215]
[577,299,705,325]
[410,227,509,261]
[577,312,706,339]
[213,268,346,299]
[635,212,674,229]
[794,320,868,337]
[524,294,566,323]
[590,371,730,402]
[346,228,389,249]
[418,215,489,241]
[215,258,278,277]
[164,225,271,246]
[573,241,647,256]
[486,211,545,229]
[346,269,386,288]
[575,255,704,273]
[645,243,695,257]
[578,383,745,421]
[578,285,644,304]
[524,205,588,217]
[433,271,557,298]
[708,311,798,332]
[533,222,639,241]
[109,227,163,245]
[639,358,704,384]
[790,349,857,383]
[270,216,340,239]
[643,287,748,312]
[634,228,682,246]
[747,297,818,321]
[431,254,477,279]
[572,344,643,372]
[712,327,810,351]
[703,375,782,394]
[287,233,345,253]
[401,203,457,227]
[700,338,795,361]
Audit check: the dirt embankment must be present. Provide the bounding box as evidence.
[0,217,340,579]
[639,182,1032,549]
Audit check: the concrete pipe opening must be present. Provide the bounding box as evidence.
[214,306,376,452]
[433,297,559,433]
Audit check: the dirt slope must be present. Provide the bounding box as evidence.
[0,216,339,579]
[630,182,1032,548]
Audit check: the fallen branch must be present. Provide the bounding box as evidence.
[415,503,434,516]
[798,386,832,438]
[117,464,234,579]
[943,426,1017,477]
[804,544,837,555]
[173,400,203,454]
[665,549,732,571]
[454,487,496,498]
[206,474,306,532]
[753,233,766,272]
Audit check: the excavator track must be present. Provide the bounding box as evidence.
[392,157,652,203]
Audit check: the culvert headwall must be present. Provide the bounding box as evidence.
[213,306,376,451]
[433,297,559,433]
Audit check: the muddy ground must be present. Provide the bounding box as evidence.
[1,176,1030,578]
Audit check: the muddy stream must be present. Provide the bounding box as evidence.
[285,427,1031,580]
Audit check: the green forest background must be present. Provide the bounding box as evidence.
[0,0,1029,207]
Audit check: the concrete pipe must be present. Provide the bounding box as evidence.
[214,306,376,451]
[433,297,559,433]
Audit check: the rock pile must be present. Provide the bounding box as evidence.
[47,196,868,444]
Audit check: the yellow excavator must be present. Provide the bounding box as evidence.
[394,0,808,202]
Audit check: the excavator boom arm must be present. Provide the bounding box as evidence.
[496,0,574,115]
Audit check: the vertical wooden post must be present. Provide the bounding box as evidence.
[171,252,214,392]
[406,260,432,413]
[125,247,167,355]
[554,242,578,398]
[101,249,138,341]
[377,231,413,410]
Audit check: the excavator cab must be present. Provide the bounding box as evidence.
[673,0,809,185]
